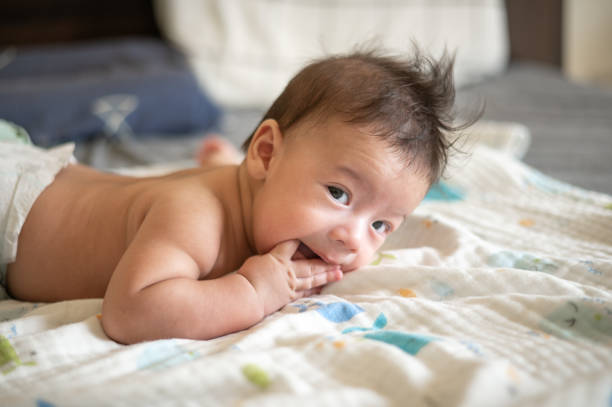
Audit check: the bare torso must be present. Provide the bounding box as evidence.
[6,164,252,301]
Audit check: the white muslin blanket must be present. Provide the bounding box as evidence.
[0,144,611,407]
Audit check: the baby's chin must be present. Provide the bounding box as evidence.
[341,258,371,273]
[340,264,359,273]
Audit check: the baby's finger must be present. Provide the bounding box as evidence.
[270,240,300,260]
[298,287,323,299]
[296,265,342,291]
[293,259,336,279]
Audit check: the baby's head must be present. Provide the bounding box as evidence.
[243,49,468,270]
[243,48,463,184]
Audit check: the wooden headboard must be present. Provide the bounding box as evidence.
[0,0,161,46]
[506,0,563,67]
[0,0,562,67]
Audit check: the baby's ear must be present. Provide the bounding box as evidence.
[246,119,283,180]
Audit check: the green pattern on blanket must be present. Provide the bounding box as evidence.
[242,363,271,389]
[370,252,398,265]
[0,119,32,145]
[1,335,35,374]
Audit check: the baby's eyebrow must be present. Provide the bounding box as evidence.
[336,165,366,188]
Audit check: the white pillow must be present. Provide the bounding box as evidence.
[155,0,509,108]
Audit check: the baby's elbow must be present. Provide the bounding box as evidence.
[101,311,128,344]
[100,301,141,345]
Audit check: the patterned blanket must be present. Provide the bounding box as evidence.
[1,143,611,407]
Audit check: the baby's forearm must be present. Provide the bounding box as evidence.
[101,273,265,344]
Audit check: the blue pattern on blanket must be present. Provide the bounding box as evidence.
[524,169,573,195]
[430,280,455,299]
[289,300,364,322]
[487,251,558,273]
[137,339,199,370]
[316,302,364,322]
[342,312,438,355]
[539,301,612,343]
[364,331,437,355]
[342,312,387,333]
[423,182,465,201]
[580,260,603,276]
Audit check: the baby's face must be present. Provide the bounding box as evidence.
[251,117,430,271]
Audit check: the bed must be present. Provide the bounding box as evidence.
[1,1,611,406]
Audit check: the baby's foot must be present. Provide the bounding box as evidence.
[197,135,244,168]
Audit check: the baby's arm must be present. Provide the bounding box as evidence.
[101,197,341,344]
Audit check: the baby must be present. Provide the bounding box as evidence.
[2,50,464,344]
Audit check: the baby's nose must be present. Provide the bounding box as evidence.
[329,222,363,252]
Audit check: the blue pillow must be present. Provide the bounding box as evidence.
[0,38,221,146]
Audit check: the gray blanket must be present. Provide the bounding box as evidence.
[457,63,612,195]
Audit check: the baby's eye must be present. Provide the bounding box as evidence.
[372,220,390,234]
[328,186,349,205]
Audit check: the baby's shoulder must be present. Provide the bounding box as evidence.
[137,175,228,266]
[149,174,226,223]
[137,167,240,237]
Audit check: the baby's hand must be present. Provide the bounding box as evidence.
[237,240,342,316]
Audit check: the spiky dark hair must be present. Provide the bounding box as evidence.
[242,48,477,184]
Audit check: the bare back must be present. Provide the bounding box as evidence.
[6,164,251,301]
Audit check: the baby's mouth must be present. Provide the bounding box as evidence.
[293,242,322,261]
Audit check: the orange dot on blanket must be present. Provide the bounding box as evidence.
[399,288,416,298]
[519,218,535,227]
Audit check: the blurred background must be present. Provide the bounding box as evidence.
[2,1,610,86]
[1,0,611,193]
